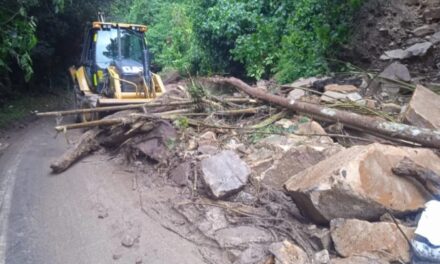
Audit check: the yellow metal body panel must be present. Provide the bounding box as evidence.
[107,66,165,101]
[92,22,147,32]
[98,98,159,106]
[75,67,92,93]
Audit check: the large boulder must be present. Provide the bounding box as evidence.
[330,219,414,263]
[284,143,437,224]
[404,85,440,129]
[261,144,343,189]
[201,150,250,199]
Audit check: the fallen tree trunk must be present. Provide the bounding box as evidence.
[392,157,440,196]
[50,129,100,173]
[210,77,440,149]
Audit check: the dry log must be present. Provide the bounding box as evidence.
[50,129,100,173]
[392,157,440,196]
[210,77,440,149]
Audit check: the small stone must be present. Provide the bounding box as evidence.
[274,118,295,129]
[380,49,409,60]
[96,203,108,219]
[309,227,332,250]
[324,84,358,93]
[406,41,433,57]
[431,31,440,44]
[287,89,306,100]
[121,234,136,248]
[314,250,330,264]
[290,77,328,88]
[424,8,440,20]
[113,252,123,260]
[381,103,402,114]
[380,42,432,60]
[379,62,411,82]
[413,25,435,37]
[198,145,218,155]
[269,240,310,264]
[237,245,268,264]
[169,162,191,186]
[135,256,143,264]
[320,91,362,103]
[214,226,273,247]
[364,99,377,109]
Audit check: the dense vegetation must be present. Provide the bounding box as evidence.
[113,0,363,82]
[0,0,363,102]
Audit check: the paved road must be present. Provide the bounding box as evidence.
[0,118,204,264]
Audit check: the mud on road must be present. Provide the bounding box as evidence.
[0,118,205,264]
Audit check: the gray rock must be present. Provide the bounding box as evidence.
[320,91,362,103]
[269,240,310,264]
[406,41,433,57]
[379,62,411,82]
[169,161,191,186]
[201,150,250,199]
[381,103,402,114]
[261,144,343,190]
[236,245,268,264]
[431,31,440,44]
[198,144,218,155]
[214,226,273,248]
[413,25,435,37]
[424,8,440,21]
[380,42,432,60]
[121,233,136,247]
[378,62,411,96]
[405,85,440,129]
[287,89,306,101]
[314,250,330,264]
[309,227,332,251]
[96,203,109,219]
[380,49,409,60]
[330,218,414,263]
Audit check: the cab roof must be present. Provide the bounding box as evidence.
[92,21,147,32]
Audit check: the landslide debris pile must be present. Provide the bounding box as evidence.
[39,69,440,263]
[350,0,440,84]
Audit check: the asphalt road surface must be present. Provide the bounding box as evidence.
[0,118,204,264]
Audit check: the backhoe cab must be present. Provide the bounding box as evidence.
[69,18,165,121]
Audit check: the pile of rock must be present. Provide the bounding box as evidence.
[184,80,440,263]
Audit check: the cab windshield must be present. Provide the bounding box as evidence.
[95,28,145,68]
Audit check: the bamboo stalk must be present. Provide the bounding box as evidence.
[37,101,194,117]
[55,119,125,132]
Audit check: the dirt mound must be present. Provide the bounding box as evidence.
[347,0,440,82]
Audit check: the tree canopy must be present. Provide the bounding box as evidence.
[0,0,363,100]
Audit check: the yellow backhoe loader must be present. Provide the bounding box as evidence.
[69,15,165,122]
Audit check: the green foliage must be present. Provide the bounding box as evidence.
[248,123,298,144]
[0,3,38,82]
[275,0,363,83]
[114,0,362,82]
[173,116,189,129]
